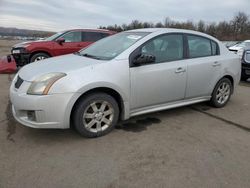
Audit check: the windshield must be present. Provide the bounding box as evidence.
[236,42,250,48]
[45,31,64,41]
[79,32,150,60]
[237,42,246,47]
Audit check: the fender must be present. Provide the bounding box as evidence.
[62,82,130,128]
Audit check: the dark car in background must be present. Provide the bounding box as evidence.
[241,48,250,81]
[11,29,115,66]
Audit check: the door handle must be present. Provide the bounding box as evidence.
[212,61,221,67]
[175,67,186,73]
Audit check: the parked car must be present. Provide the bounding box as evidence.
[10,28,241,138]
[229,40,250,57]
[11,29,115,66]
[241,48,250,81]
[222,41,240,49]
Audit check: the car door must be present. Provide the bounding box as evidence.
[130,34,187,110]
[53,31,83,56]
[185,35,222,98]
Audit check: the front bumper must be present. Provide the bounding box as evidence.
[10,78,76,129]
[11,48,30,66]
[242,63,250,78]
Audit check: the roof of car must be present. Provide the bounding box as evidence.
[64,29,115,33]
[126,28,219,41]
[127,28,206,34]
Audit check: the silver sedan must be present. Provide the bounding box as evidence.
[10,28,241,137]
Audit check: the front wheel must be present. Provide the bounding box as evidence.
[72,93,119,138]
[210,78,232,108]
[30,53,50,63]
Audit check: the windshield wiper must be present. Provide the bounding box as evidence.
[81,53,101,60]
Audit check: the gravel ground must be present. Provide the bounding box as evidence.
[0,40,22,56]
[0,73,250,188]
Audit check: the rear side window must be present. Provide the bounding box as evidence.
[101,33,110,38]
[187,35,219,58]
[188,35,212,58]
[82,32,108,42]
[211,41,218,55]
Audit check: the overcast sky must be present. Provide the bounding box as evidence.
[0,0,249,32]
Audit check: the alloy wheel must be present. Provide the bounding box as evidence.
[83,100,114,133]
[216,82,231,105]
[34,56,46,62]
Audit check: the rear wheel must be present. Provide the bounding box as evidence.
[210,78,232,108]
[30,53,50,62]
[72,93,119,138]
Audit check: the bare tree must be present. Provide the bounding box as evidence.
[99,11,250,40]
[231,12,249,40]
[197,20,205,32]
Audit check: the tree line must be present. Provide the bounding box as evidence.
[0,27,54,38]
[99,12,250,41]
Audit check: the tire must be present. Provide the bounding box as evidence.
[210,78,232,108]
[72,92,119,138]
[30,53,50,63]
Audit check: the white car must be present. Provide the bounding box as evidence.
[10,28,241,137]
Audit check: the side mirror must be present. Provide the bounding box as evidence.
[56,38,65,45]
[133,53,156,66]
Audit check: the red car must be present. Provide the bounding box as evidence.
[11,29,115,66]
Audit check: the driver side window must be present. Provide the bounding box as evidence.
[61,31,82,42]
[141,34,184,63]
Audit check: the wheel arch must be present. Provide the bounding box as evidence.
[29,50,52,62]
[222,75,234,93]
[70,87,126,127]
[211,74,235,97]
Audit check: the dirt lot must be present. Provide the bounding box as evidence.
[1,41,250,188]
[0,40,22,56]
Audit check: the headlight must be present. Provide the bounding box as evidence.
[12,47,29,54]
[27,72,66,95]
[12,49,21,54]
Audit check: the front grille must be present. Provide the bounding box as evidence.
[245,70,250,75]
[15,76,24,89]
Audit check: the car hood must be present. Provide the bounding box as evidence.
[18,54,101,81]
[229,46,243,51]
[13,40,51,48]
